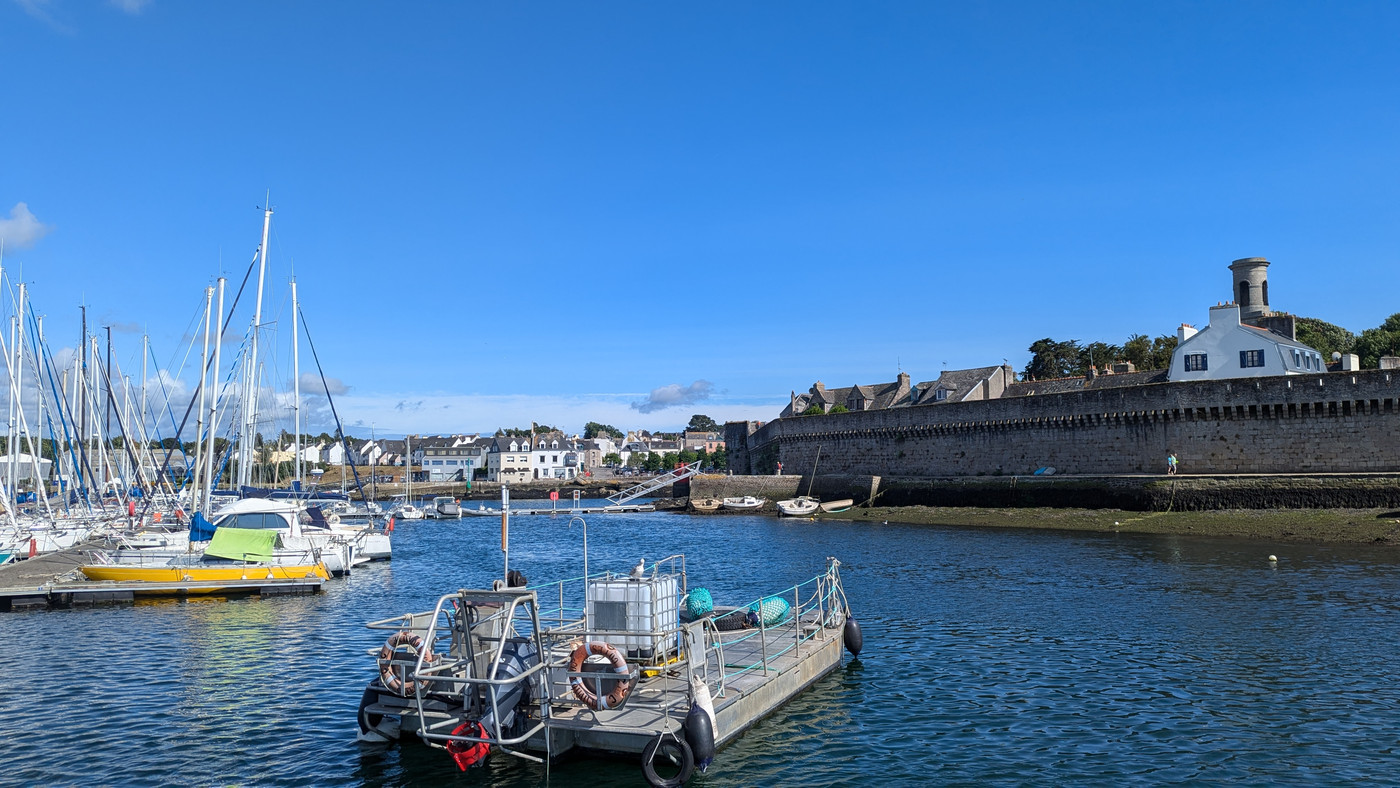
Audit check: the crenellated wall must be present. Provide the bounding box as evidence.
[726,370,1400,478]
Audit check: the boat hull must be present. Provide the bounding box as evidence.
[81,563,330,583]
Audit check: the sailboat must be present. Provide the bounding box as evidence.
[777,445,823,516]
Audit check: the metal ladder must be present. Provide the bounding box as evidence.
[605,461,702,505]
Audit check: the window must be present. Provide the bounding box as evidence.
[551,455,558,463]
[1304,355,1311,370]
[1240,349,1265,368]
[934,389,949,402]
[1184,353,1208,372]
[1238,281,1250,307]
[1293,350,1301,367]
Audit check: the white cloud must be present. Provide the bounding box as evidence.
[0,203,54,250]
[631,380,714,414]
[299,372,349,397]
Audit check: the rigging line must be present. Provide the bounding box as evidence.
[136,246,261,523]
[89,350,144,503]
[297,303,368,503]
[30,313,96,513]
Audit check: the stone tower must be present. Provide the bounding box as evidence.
[1228,257,1271,319]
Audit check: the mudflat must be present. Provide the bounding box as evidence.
[824,505,1400,545]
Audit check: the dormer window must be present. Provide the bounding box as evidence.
[934,388,949,402]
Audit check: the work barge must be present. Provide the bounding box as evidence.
[356,551,862,786]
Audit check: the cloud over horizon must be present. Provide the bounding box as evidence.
[0,202,54,250]
[631,380,715,414]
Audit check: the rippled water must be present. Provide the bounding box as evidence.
[5,508,1400,786]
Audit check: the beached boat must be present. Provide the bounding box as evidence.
[819,499,854,513]
[776,496,820,516]
[353,549,863,784]
[81,528,329,587]
[720,496,765,511]
[689,497,721,512]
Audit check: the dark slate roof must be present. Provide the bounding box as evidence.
[1085,369,1169,390]
[1004,368,1169,397]
[916,366,1004,404]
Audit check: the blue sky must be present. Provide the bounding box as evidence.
[3,1,1398,439]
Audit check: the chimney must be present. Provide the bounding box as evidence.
[1341,354,1360,372]
[1178,323,1198,342]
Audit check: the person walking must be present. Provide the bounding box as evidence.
[1167,453,1178,475]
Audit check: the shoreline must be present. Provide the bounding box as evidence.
[815,505,1400,545]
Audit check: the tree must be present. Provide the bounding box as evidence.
[585,422,624,440]
[1024,338,1082,380]
[1079,342,1122,373]
[1296,317,1356,362]
[1121,334,1152,370]
[1147,335,1178,369]
[827,404,850,414]
[1354,313,1400,369]
[801,403,825,416]
[685,414,720,432]
[710,446,728,470]
[603,452,622,466]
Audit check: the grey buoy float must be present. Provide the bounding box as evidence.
[843,616,863,657]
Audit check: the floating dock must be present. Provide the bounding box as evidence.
[0,544,325,612]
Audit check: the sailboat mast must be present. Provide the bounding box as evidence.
[239,203,272,489]
[191,286,213,514]
[139,333,148,489]
[292,278,301,487]
[203,277,225,515]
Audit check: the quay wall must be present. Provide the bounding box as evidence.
[690,473,1400,512]
[725,370,1400,481]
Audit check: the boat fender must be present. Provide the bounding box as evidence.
[843,617,863,657]
[356,685,382,736]
[641,733,695,788]
[446,721,489,770]
[683,703,716,773]
[568,640,631,711]
[378,631,434,695]
[688,673,717,735]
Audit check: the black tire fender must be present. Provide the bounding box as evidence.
[641,734,695,787]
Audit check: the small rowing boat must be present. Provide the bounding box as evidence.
[721,496,765,511]
[819,499,853,513]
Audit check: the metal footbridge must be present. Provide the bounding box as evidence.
[605,461,701,506]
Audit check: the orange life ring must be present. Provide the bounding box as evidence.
[568,640,631,711]
[378,631,434,695]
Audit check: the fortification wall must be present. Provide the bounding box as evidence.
[728,370,1400,478]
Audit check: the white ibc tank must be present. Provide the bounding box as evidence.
[587,573,680,660]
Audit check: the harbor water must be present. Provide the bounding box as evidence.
[4,507,1400,786]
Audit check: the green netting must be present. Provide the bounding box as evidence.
[204,528,278,561]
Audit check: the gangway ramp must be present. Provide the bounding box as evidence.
[605,461,700,506]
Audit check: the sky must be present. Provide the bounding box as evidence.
[2,1,1398,440]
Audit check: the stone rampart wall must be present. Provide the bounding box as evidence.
[727,370,1400,477]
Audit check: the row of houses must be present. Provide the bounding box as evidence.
[278,429,726,483]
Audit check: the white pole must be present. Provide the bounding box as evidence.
[191,286,213,514]
[139,334,148,489]
[240,202,272,488]
[292,278,301,487]
[203,277,225,515]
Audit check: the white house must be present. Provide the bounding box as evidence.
[531,432,578,480]
[1168,303,1325,382]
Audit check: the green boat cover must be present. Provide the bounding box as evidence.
[204,528,279,562]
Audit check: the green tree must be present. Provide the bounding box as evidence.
[1079,342,1122,373]
[1296,317,1356,362]
[584,422,624,440]
[603,452,622,466]
[685,414,720,432]
[709,446,728,470]
[1354,313,1400,369]
[1024,338,1082,380]
[801,403,825,416]
[1147,335,1178,369]
[828,404,849,414]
